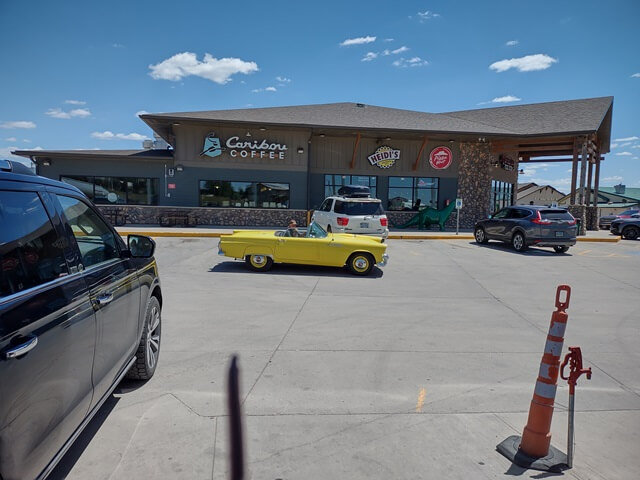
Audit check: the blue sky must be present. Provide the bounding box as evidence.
[1,0,639,191]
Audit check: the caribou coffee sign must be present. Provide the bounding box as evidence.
[200,132,288,160]
[368,145,400,169]
[429,146,453,170]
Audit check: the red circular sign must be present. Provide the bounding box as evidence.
[429,146,453,169]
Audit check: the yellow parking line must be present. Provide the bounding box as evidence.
[416,388,426,412]
[578,249,591,256]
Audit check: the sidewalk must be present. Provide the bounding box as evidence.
[115,225,620,242]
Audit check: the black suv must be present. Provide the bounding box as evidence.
[474,205,577,253]
[0,160,162,480]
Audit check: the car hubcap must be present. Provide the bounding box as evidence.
[354,256,368,271]
[475,229,484,242]
[146,305,160,369]
[251,255,266,266]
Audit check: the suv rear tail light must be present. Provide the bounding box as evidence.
[531,211,551,225]
[567,217,577,226]
[336,217,349,226]
[380,217,388,227]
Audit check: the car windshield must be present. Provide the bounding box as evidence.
[334,200,383,215]
[306,221,327,238]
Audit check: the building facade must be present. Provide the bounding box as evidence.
[16,98,613,230]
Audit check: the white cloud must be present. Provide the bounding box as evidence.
[492,95,521,103]
[340,36,376,47]
[91,131,149,141]
[65,99,86,105]
[506,40,519,46]
[393,57,429,68]
[276,76,291,83]
[615,151,633,156]
[382,46,409,56]
[1,121,36,129]
[489,54,558,72]
[4,137,17,141]
[136,110,149,117]
[361,52,378,62]
[46,108,91,119]
[416,11,440,22]
[632,145,640,149]
[149,52,258,84]
[384,38,394,42]
[112,43,124,48]
[22,139,31,143]
[631,73,640,78]
[614,136,639,142]
[601,176,624,183]
[251,86,277,93]
[610,143,618,149]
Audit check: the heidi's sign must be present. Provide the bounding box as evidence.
[368,145,400,169]
[200,132,288,159]
[429,146,453,170]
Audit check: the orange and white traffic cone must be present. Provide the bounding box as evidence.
[497,285,571,472]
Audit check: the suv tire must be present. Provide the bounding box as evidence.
[474,227,488,244]
[512,232,528,252]
[622,225,639,240]
[127,296,161,380]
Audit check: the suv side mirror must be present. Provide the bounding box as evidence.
[127,234,156,258]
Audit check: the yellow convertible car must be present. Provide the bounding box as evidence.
[218,222,388,275]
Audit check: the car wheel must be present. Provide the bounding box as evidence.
[622,226,639,240]
[474,227,488,244]
[347,252,374,276]
[245,254,273,271]
[327,225,332,233]
[512,232,528,252]
[553,246,569,254]
[127,296,161,380]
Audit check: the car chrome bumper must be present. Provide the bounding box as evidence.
[377,253,389,267]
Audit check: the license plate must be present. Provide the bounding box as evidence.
[360,222,369,228]
[555,231,564,237]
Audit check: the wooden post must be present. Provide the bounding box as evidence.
[578,140,588,205]
[350,133,361,170]
[413,136,428,171]
[586,155,594,206]
[570,139,578,204]
[594,146,601,228]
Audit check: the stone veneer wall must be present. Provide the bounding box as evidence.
[567,205,598,234]
[97,205,307,227]
[456,142,492,229]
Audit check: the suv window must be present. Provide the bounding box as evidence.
[0,191,68,298]
[334,200,383,215]
[319,199,333,212]
[540,209,574,221]
[56,195,119,268]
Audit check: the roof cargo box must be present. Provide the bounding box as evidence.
[337,185,370,197]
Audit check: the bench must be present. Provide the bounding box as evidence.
[159,210,191,227]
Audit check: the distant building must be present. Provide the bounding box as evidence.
[517,182,565,206]
[557,184,639,215]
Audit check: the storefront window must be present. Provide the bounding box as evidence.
[324,174,377,198]
[388,176,439,210]
[61,175,158,205]
[490,180,513,213]
[199,180,289,208]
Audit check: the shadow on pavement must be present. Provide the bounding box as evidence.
[209,261,384,278]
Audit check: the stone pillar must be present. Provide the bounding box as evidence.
[456,142,492,228]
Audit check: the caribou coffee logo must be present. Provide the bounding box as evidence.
[368,145,400,169]
[200,132,288,159]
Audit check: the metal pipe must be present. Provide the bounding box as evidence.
[567,392,575,468]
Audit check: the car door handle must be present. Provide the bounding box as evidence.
[4,335,38,359]
[96,292,114,305]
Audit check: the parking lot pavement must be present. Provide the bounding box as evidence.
[50,238,640,480]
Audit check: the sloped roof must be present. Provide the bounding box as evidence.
[13,149,174,160]
[140,97,613,149]
[599,186,640,201]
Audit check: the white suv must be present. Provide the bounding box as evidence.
[312,188,389,238]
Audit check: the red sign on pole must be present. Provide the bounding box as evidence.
[168,183,176,189]
[429,146,453,170]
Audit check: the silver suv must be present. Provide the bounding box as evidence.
[312,186,389,238]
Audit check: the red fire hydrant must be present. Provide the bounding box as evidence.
[560,346,592,468]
